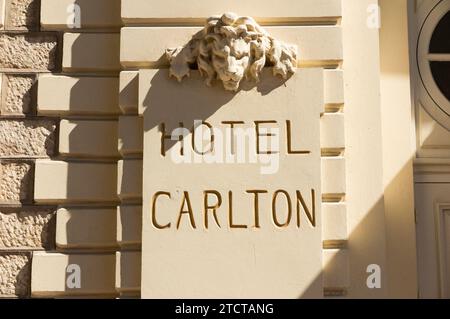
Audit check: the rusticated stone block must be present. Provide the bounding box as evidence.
[1,74,36,115]
[0,119,56,157]
[5,0,39,30]
[0,252,30,297]
[0,33,58,71]
[0,207,56,249]
[0,161,33,203]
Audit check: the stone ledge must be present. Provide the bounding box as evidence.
[120,26,343,68]
[31,252,116,297]
[59,119,119,158]
[34,160,118,204]
[322,202,347,242]
[63,33,120,73]
[118,116,142,157]
[323,249,349,289]
[56,207,117,250]
[37,75,120,116]
[117,205,141,248]
[121,0,342,25]
[41,0,122,31]
[115,251,140,294]
[321,157,346,196]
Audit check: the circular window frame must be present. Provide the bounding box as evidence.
[417,0,450,130]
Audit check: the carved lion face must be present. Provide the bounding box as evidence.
[166,13,298,92]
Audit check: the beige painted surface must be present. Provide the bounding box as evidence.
[121,26,342,68]
[31,252,116,297]
[34,160,118,204]
[118,116,143,156]
[117,205,142,248]
[56,207,117,249]
[323,249,349,288]
[341,0,388,298]
[120,70,343,114]
[117,159,143,201]
[323,203,347,241]
[0,0,4,29]
[121,0,341,25]
[415,183,450,298]
[321,157,346,196]
[324,70,344,105]
[41,0,122,31]
[119,71,138,114]
[320,114,345,151]
[140,68,324,298]
[63,33,121,73]
[379,0,418,298]
[116,251,141,294]
[59,120,119,158]
[418,104,450,158]
[37,75,120,116]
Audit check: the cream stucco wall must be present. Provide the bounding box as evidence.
[0,0,428,299]
[379,0,418,298]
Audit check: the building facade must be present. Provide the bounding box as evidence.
[0,0,448,298]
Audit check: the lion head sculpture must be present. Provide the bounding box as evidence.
[165,12,298,92]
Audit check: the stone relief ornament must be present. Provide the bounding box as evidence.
[165,12,298,92]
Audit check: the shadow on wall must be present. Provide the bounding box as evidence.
[139,67,397,299]
[60,14,119,298]
[142,69,290,152]
[27,10,420,297]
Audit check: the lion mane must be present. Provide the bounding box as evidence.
[165,12,298,91]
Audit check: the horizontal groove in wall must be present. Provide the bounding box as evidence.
[122,17,341,27]
[321,149,345,157]
[324,288,347,297]
[324,104,344,113]
[0,247,46,252]
[323,240,348,249]
[322,194,345,202]
[121,61,342,70]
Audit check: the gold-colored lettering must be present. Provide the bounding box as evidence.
[152,191,171,229]
[246,190,268,228]
[177,191,197,229]
[296,189,316,227]
[228,191,247,229]
[286,120,310,155]
[272,190,292,227]
[255,120,278,155]
[204,190,222,229]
